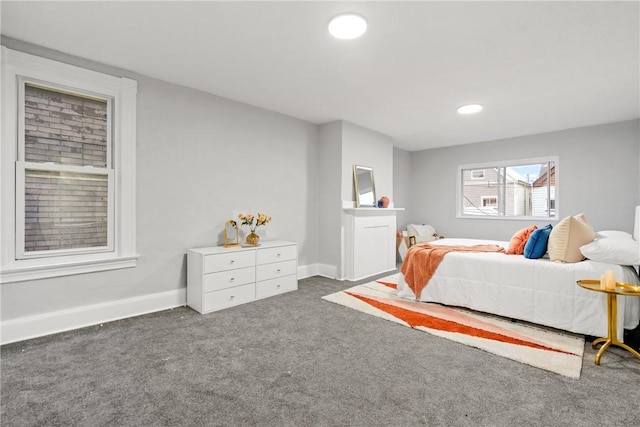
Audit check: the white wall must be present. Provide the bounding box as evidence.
[1,38,320,341]
[407,120,640,240]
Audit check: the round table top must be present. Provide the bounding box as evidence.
[577,279,640,296]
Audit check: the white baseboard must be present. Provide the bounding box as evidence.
[2,265,343,345]
[298,263,337,280]
[1,288,186,345]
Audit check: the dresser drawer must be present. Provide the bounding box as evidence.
[204,250,255,273]
[204,266,255,292]
[204,283,255,312]
[256,259,297,282]
[256,245,297,265]
[256,274,298,299]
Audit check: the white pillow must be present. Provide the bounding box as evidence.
[595,230,634,240]
[407,224,437,243]
[580,237,640,266]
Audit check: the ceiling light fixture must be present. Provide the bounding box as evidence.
[328,13,368,39]
[457,104,484,114]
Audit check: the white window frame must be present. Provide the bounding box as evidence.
[1,47,137,283]
[456,156,559,220]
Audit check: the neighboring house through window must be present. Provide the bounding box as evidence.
[1,48,137,283]
[457,157,558,219]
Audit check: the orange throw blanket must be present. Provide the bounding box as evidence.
[401,243,505,299]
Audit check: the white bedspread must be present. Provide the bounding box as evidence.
[397,238,640,340]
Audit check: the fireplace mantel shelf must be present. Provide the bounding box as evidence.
[343,207,404,212]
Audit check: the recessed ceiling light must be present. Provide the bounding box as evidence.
[328,13,367,39]
[457,104,484,114]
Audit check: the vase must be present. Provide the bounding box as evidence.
[246,231,260,245]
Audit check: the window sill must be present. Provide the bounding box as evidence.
[456,214,559,221]
[1,255,139,284]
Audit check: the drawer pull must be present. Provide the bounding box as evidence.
[277,284,281,289]
[229,295,235,300]
[230,260,235,264]
[230,277,235,282]
[276,268,281,273]
[277,253,281,257]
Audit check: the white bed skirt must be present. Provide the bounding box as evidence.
[397,238,640,340]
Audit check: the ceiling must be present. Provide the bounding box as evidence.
[2,1,638,152]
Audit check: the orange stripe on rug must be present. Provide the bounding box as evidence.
[345,291,576,356]
[375,280,397,290]
[349,289,570,354]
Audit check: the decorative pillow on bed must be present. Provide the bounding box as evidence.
[524,224,553,259]
[407,224,437,244]
[580,234,640,266]
[548,213,595,263]
[506,225,538,255]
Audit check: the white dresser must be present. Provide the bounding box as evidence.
[187,240,298,314]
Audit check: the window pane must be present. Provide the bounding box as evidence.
[504,165,533,216]
[462,161,556,218]
[462,167,500,216]
[24,169,108,252]
[531,161,556,217]
[24,84,108,167]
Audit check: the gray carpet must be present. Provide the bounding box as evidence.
[2,274,640,426]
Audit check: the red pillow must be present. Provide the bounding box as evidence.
[506,225,538,255]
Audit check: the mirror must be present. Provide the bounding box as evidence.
[223,220,239,247]
[353,165,377,207]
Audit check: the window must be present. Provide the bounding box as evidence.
[1,47,137,283]
[457,157,558,219]
[481,196,498,207]
[471,169,485,179]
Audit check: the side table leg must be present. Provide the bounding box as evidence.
[595,340,611,365]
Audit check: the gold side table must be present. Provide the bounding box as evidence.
[577,279,640,365]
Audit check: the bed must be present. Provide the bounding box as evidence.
[396,234,640,341]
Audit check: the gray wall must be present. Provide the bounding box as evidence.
[317,121,343,274]
[317,120,396,278]
[393,147,411,229]
[407,120,640,240]
[1,38,320,321]
[340,121,394,206]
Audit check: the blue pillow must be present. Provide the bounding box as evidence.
[524,224,553,259]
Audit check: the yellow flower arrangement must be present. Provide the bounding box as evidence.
[237,212,272,232]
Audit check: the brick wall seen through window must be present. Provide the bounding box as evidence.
[23,84,109,252]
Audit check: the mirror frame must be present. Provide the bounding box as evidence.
[353,164,377,208]
[223,220,240,247]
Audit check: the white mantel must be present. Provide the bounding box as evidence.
[342,207,403,281]
[342,208,405,213]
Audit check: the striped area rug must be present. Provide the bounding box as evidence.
[322,274,585,378]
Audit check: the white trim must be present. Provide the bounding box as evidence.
[117,77,137,258]
[317,263,339,279]
[1,255,139,284]
[1,47,137,283]
[0,288,185,345]
[297,263,338,280]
